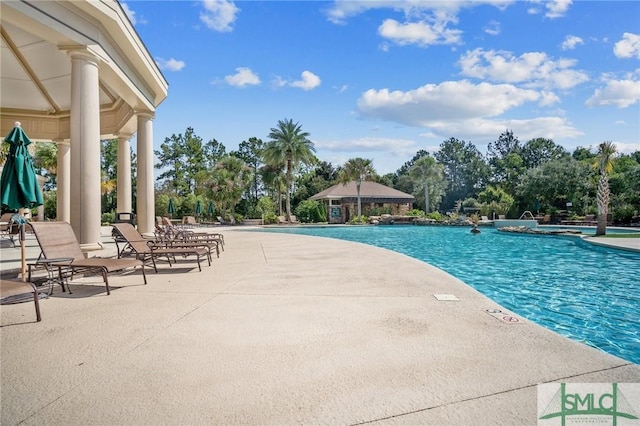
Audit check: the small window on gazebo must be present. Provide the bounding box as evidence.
[330,200,341,206]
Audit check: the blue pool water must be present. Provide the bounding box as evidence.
[256,226,640,364]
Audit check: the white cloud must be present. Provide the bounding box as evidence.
[544,0,572,18]
[614,33,640,59]
[425,117,582,144]
[290,71,322,91]
[274,71,322,91]
[316,137,418,161]
[458,48,589,89]
[325,1,513,25]
[156,58,185,72]
[613,142,640,155]
[483,20,501,36]
[121,2,137,25]
[561,35,583,50]
[355,80,581,143]
[200,0,239,32]
[357,80,544,124]
[326,1,512,47]
[224,67,261,87]
[378,18,462,46]
[586,78,640,108]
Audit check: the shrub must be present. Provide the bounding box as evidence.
[101,211,115,225]
[426,211,443,221]
[263,212,279,224]
[407,209,425,217]
[295,200,325,223]
[348,215,367,225]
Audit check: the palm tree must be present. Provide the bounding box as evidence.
[595,141,616,236]
[262,119,316,222]
[408,156,445,213]
[338,158,376,218]
[207,155,252,217]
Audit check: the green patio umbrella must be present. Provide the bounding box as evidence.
[207,201,215,218]
[1,122,43,281]
[167,197,176,218]
[195,200,202,217]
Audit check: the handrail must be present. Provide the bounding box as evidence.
[519,211,535,220]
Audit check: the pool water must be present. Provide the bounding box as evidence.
[257,226,640,365]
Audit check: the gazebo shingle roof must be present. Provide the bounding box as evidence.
[310,181,415,202]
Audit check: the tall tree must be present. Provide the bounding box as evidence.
[338,158,376,218]
[434,138,489,209]
[408,156,445,213]
[33,142,58,190]
[595,141,617,236]
[262,119,316,221]
[207,155,251,216]
[521,138,568,169]
[155,127,209,196]
[232,137,265,211]
[487,130,522,189]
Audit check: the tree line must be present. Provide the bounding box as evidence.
[26,119,640,229]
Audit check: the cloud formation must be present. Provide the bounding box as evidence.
[356,80,581,143]
[614,33,640,59]
[561,35,583,50]
[200,0,240,32]
[224,67,261,87]
[273,71,322,91]
[458,48,589,90]
[586,76,640,108]
[156,58,185,72]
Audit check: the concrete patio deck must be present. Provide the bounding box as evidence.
[1,227,639,425]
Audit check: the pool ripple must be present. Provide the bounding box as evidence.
[259,226,640,364]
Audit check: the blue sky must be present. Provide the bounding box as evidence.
[123,0,640,175]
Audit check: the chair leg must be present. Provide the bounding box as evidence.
[102,268,110,295]
[140,264,147,284]
[31,284,41,322]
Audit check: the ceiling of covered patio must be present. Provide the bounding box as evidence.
[0,0,167,141]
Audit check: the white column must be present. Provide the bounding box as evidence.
[68,49,101,249]
[136,111,155,235]
[56,140,71,223]
[116,133,132,214]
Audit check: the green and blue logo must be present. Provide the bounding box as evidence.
[538,383,639,425]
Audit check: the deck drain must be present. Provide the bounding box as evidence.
[433,294,459,301]
[485,308,522,324]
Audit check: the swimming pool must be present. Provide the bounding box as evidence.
[256,225,640,365]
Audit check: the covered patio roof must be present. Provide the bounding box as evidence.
[310,181,415,204]
[1,0,168,139]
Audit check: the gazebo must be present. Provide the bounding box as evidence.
[1,0,168,248]
[310,181,415,224]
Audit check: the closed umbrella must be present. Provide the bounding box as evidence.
[1,122,43,281]
[207,201,215,218]
[167,198,176,218]
[195,200,202,217]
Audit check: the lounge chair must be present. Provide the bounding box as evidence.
[0,278,42,323]
[112,223,211,272]
[29,221,146,295]
[161,216,224,250]
[183,216,200,228]
[0,212,19,247]
[153,225,221,258]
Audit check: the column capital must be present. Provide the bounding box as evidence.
[61,46,101,65]
[117,132,133,141]
[135,110,155,120]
